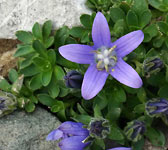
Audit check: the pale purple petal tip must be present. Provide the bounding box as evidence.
[59,44,94,64]
[46,129,63,141]
[82,64,109,100]
[112,30,144,58]
[92,12,111,49]
[110,59,142,88]
[108,147,132,150]
[59,121,89,136]
[59,136,89,150]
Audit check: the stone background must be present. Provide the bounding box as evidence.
[0,0,91,39]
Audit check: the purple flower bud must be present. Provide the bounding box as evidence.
[0,91,17,117]
[46,121,89,150]
[64,71,83,89]
[143,58,163,77]
[146,98,168,116]
[124,120,146,142]
[88,118,110,139]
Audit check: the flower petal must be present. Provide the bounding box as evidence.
[92,12,111,49]
[108,147,132,150]
[112,30,144,58]
[59,121,89,136]
[46,129,63,141]
[82,64,109,100]
[59,136,89,150]
[110,59,142,88]
[59,44,94,64]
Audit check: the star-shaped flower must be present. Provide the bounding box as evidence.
[59,12,144,100]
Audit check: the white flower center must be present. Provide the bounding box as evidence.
[94,45,117,72]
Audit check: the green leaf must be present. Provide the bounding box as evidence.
[108,126,124,140]
[77,103,88,115]
[145,127,166,147]
[132,0,148,15]
[32,40,47,58]
[0,76,11,92]
[158,85,168,99]
[32,22,43,40]
[56,53,79,69]
[37,94,56,106]
[143,24,158,42]
[33,57,51,71]
[54,26,69,49]
[126,10,139,27]
[137,87,146,103]
[25,102,35,112]
[69,27,85,38]
[41,70,53,86]
[132,138,145,150]
[16,31,33,44]
[81,30,90,43]
[111,87,126,102]
[58,87,69,97]
[157,21,168,35]
[8,69,18,83]
[94,139,105,149]
[153,36,164,48]
[11,75,24,94]
[133,104,145,114]
[14,45,34,57]
[93,105,102,117]
[47,49,56,66]
[113,19,126,37]
[44,36,54,48]
[110,7,125,23]
[29,74,42,90]
[54,65,65,80]
[80,14,92,28]
[48,81,60,98]
[72,115,92,124]
[139,10,152,28]
[20,64,40,77]
[148,0,168,12]
[51,101,64,113]
[42,20,52,38]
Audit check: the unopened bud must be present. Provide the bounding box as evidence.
[64,71,83,89]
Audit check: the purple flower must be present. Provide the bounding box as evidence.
[46,121,89,150]
[59,12,144,100]
[146,98,168,116]
[108,148,132,150]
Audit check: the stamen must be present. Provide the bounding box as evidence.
[97,60,103,70]
[91,50,101,54]
[105,65,109,72]
[110,56,117,61]
[112,69,115,72]
[109,45,116,53]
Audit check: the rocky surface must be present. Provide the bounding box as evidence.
[0,107,60,150]
[0,0,91,39]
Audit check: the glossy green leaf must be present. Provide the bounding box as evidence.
[157,21,168,35]
[110,7,125,23]
[25,102,35,112]
[126,10,139,27]
[16,31,33,44]
[42,20,52,38]
[14,45,34,57]
[0,76,11,92]
[37,94,56,106]
[32,22,43,40]
[51,101,64,113]
[8,69,18,83]
[54,65,65,80]
[29,74,42,90]
[69,27,85,38]
[41,70,53,86]
[80,14,92,28]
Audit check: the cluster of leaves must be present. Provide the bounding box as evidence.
[1,0,168,149]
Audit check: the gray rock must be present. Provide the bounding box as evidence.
[0,0,91,39]
[0,107,60,150]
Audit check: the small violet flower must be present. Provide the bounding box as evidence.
[64,70,83,89]
[46,121,89,150]
[108,148,132,150]
[146,98,168,116]
[59,12,144,100]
